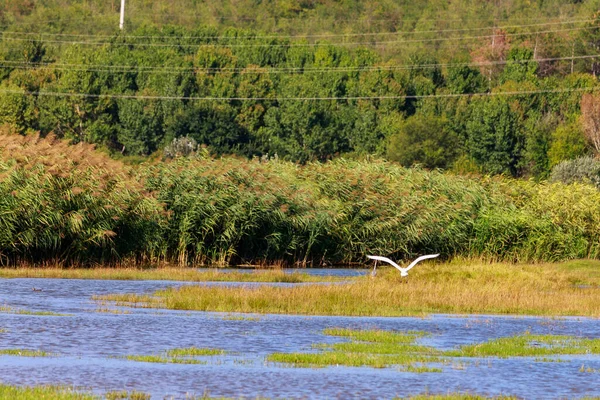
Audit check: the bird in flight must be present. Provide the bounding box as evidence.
[367,254,439,277]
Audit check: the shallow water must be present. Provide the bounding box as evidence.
[1,277,600,399]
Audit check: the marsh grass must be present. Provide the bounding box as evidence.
[446,334,600,358]
[124,347,226,365]
[165,347,226,357]
[403,395,517,400]
[124,354,206,364]
[268,329,441,369]
[0,349,52,357]
[0,385,94,400]
[97,260,600,317]
[0,305,70,316]
[268,328,600,370]
[105,391,151,400]
[0,267,341,283]
[0,385,150,400]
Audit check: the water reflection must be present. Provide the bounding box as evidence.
[0,277,599,399]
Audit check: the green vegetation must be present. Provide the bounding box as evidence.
[0,349,52,357]
[3,135,600,266]
[0,305,70,316]
[268,328,600,370]
[124,347,226,364]
[1,2,600,267]
[0,385,150,400]
[446,334,600,358]
[0,1,599,179]
[0,385,94,400]
[269,329,441,368]
[97,260,600,317]
[0,384,515,400]
[0,267,340,283]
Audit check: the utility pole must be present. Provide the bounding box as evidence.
[120,0,125,30]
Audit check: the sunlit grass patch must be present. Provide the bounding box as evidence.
[96,260,600,317]
[104,391,151,400]
[446,334,600,358]
[165,347,226,357]
[0,349,53,357]
[0,385,94,400]
[0,305,70,316]
[268,329,442,370]
[124,354,206,365]
[124,347,227,365]
[0,385,151,400]
[0,267,344,283]
[402,394,518,399]
[324,328,428,343]
[268,328,600,371]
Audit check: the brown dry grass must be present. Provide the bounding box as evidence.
[0,266,342,283]
[98,259,600,317]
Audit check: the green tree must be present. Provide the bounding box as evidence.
[466,97,523,176]
[387,114,459,169]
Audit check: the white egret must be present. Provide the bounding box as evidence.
[367,254,439,277]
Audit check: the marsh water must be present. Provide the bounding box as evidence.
[1,274,600,399]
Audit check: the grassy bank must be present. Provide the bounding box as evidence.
[97,260,600,317]
[3,135,600,266]
[0,267,342,283]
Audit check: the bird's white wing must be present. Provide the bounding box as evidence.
[366,255,402,271]
[403,254,440,272]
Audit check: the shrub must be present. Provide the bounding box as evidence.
[549,156,600,188]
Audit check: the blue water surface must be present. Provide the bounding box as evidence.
[0,276,599,399]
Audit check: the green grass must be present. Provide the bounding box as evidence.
[267,328,600,370]
[124,347,227,365]
[0,349,52,357]
[268,329,442,369]
[124,355,206,365]
[0,385,94,400]
[0,305,70,317]
[446,334,600,358]
[0,385,151,400]
[165,347,226,357]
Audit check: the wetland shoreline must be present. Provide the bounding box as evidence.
[87,259,600,318]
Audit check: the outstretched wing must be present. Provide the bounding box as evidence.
[403,254,440,272]
[366,255,402,271]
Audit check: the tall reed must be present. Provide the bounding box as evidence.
[2,133,600,266]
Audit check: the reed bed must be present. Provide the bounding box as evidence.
[98,260,600,317]
[2,134,600,266]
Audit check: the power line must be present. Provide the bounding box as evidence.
[1,54,598,75]
[0,26,593,48]
[0,19,594,40]
[1,87,596,101]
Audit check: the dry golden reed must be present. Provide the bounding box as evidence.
[98,260,600,317]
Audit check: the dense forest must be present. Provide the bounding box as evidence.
[0,0,600,179]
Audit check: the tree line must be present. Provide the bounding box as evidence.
[0,4,600,178]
